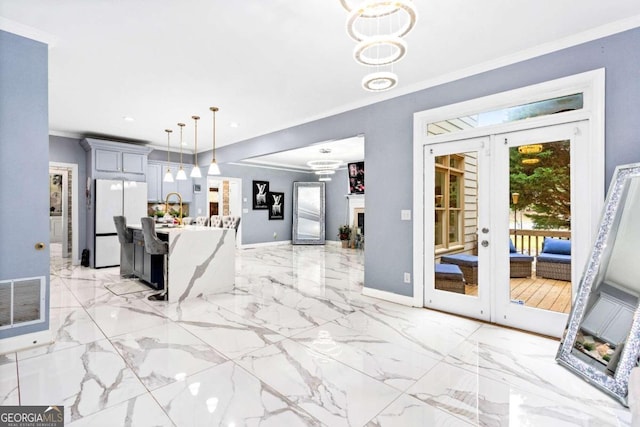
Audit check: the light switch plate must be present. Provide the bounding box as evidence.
[242,208,249,213]
[401,210,411,220]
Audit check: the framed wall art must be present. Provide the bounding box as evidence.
[268,191,284,220]
[252,180,269,210]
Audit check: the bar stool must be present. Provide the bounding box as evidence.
[195,216,209,226]
[113,216,134,277]
[141,217,169,301]
[210,215,222,228]
[222,216,241,232]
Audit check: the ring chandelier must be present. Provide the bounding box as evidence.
[307,159,343,170]
[339,0,418,92]
[308,149,342,182]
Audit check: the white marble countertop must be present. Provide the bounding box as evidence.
[127,224,236,302]
[127,224,218,234]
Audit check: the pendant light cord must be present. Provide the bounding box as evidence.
[192,115,199,165]
[165,129,172,165]
[178,123,185,168]
[210,106,218,162]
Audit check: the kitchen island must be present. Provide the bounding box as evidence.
[127,224,235,303]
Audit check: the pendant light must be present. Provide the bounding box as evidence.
[175,123,187,180]
[190,115,202,178]
[163,129,174,183]
[208,106,221,175]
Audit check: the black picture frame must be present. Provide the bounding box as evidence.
[253,180,269,210]
[348,161,365,194]
[268,191,284,220]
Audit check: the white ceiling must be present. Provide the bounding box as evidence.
[2,1,640,158]
[240,135,364,171]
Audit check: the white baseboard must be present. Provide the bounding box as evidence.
[0,329,53,355]
[240,240,292,249]
[362,286,421,307]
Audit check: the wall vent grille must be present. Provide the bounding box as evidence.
[0,277,45,330]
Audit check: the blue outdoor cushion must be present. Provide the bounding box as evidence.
[537,253,571,264]
[435,263,464,280]
[441,254,478,266]
[509,239,517,253]
[510,253,534,262]
[542,238,571,255]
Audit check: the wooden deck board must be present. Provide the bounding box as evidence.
[453,275,572,314]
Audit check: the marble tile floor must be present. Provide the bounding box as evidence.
[1,244,631,426]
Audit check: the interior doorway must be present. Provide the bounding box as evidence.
[208,176,242,243]
[49,162,79,264]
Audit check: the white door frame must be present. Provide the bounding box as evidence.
[413,70,605,334]
[49,161,80,265]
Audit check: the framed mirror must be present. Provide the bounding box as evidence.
[292,182,325,245]
[557,162,640,406]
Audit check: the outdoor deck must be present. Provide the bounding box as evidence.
[464,275,572,314]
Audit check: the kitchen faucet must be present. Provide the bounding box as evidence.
[165,192,183,223]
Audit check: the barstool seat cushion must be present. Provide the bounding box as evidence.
[141,217,168,255]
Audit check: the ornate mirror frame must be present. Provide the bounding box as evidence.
[292,182,326,245]
[556,162,640,406]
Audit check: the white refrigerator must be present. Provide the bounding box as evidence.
[94,179,148,267]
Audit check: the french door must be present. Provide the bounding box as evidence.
[424,121,591,337]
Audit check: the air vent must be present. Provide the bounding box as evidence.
[0,277,46,330]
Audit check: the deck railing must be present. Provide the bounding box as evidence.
[510,229,571,257]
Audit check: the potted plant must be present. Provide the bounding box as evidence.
[338,225,352,248]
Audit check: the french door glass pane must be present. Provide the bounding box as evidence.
[509,140,571,314]
[434,150,479,297]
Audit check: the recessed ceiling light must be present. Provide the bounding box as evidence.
[122,116,135,122]
[230,122,239,128]
[319,177,332,181]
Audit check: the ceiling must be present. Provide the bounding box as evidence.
[2,1,640,157]
[240,135,364,171]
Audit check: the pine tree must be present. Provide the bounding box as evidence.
[509,140,571,230]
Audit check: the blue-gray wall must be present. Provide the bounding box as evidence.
[193,163,311,245]
[0,31,50,339]
[199,27,640,297]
